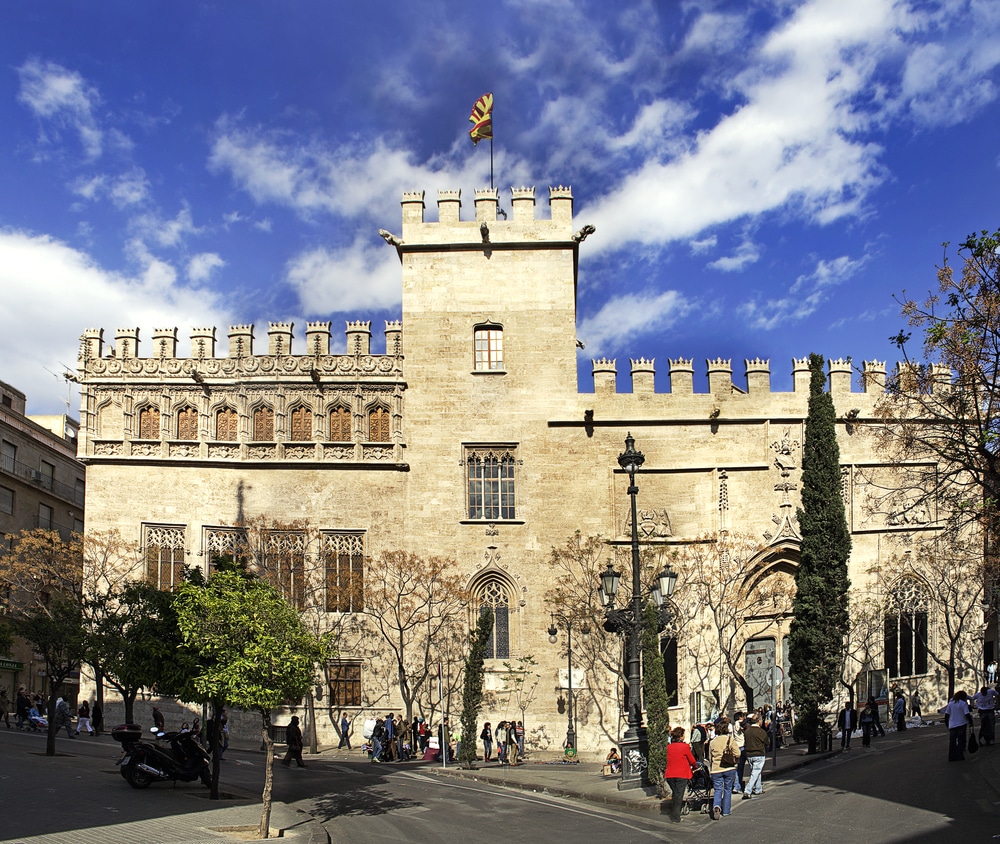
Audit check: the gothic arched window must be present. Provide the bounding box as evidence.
[137,406,159,440]
[253,406,274,441]
[216,407,238,441]
[329,406,352,441]
[475,577,511,659]
[368,406,390,442]
[177,405,198,440]
[885,578,930,678]
[289,406,312,441]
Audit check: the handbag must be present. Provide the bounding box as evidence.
[720,737,738,767]
[969,731,979,754]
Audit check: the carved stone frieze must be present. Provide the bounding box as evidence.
[93,441,123,456]
[363,445,393,461]
[248,445,276,460]
[323,446,354,460]
[284,445,316,460]
[131,442,159,457]
[208,444,239,459]
[169,444,199,458]
[83,353,403,379]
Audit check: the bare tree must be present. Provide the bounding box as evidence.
[355,550,468,724]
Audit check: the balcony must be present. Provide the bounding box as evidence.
[0,455,84,506]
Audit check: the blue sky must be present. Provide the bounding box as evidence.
[3,0,999,415]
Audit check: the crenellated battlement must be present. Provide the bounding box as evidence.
[589,356,895,397]
[397,185,577,244]
[77,320,404,382]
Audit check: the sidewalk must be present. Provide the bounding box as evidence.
[415,725,935,812]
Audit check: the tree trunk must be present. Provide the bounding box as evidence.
[45,686,58,757]
[123,690,137,725]
[209,702,222,800]
[306,692,318,755]
[259,712,274,839]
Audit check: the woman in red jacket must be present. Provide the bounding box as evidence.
[664,726,698,823]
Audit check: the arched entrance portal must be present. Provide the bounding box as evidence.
[741,541,799,710]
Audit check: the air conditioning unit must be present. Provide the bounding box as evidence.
[29,470,43,483]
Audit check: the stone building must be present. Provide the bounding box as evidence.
[0,379,86,698]
[75,186,979,753]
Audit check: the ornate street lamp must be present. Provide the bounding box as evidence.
[548,615,590,754]
[598,433,678,790]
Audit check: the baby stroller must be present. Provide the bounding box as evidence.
[683,760,713,815]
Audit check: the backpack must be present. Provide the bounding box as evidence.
[720,737,738,767]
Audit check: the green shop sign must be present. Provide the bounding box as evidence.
[0,658,24,672]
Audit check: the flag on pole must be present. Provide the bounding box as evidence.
[469,93,493,145]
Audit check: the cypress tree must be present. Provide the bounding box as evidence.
[789,353,852,752]
[458,611,494,769]
[641,601,671,797]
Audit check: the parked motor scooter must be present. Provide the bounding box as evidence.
[112,724,212,789]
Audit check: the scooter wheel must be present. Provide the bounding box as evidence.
[126,764,152,789]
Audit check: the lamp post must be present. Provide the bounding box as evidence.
[548,615,590,754]
[599,432,679,790]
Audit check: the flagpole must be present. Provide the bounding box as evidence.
[490,138,494,190]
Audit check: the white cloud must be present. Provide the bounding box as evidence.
[284,237,402,313]
[71,168,150,208]
[740,254,865,330]
[707,236,761,272]
[689,235,718,254]
[131,204,202,249]
[188,253,225,283]
[0,230,232,414]
[577,289,691,357]
[17,58,103,159]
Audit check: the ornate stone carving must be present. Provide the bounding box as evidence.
[624,507,672,538]
[363,445,392,461]
[284,445,316,460]
[248,445,276,460]
[168,444,198,458]
[94,441,123,456]
[208,444,239,459]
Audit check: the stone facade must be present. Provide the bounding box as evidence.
[75,186,977,754]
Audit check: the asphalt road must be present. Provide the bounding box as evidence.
[2,723,998,843]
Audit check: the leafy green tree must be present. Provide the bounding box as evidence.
[173,567,327,838]
[87,580,184,724]
[458,612,493,769]
[789,353,852,752]
[641,601,671,797]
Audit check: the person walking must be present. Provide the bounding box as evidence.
[481,721,493,761]
[0,689,11,729]
[280,715,307,768]
[893,693,907,732]
[972,686,998,746]
[741,713,768,799]
[708,716,738,819]
[860,697,877,747]
[76,699,94,735]
[152,705,165,733]
[940,691,972,761]
[15,687,30,730]
[91,700,103,736]
[664,726,698,823]
[54,697,75,739]
[338,712,352,750]
[837,700,858,750]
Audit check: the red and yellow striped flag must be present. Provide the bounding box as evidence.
[469,93,493,145]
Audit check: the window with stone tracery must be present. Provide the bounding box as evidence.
[368,406,390,442]
[475,577,510,659]
[885,577,930,678]
[323,532,365,612]
[263,531,307,608]
[137,406,159,439]
[466,446,517,520]
[144,524,186,590]
[177,406,198,440]
[289,406,312,441]
[253,406,274,441]
[205,528,250,569]
[216,407,238,441]
[329,406,352,441]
